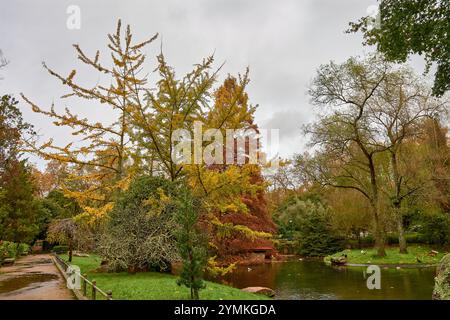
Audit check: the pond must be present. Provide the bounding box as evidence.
[216,259,437,300]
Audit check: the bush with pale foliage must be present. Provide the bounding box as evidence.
[99,176,179,273]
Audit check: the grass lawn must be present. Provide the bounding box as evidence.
[60,254,268,300]
[324,245,448,265]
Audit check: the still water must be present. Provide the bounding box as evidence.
[217,260,436,300]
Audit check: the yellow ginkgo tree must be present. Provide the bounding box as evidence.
[23,20,275,264]
[22,20,157,223]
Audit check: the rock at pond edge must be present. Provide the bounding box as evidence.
[241,286,275,297]
[433,253,450,300]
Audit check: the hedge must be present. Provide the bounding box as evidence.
[52,245,69,254]
[0,241,30,264]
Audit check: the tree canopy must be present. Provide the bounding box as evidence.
[348,0,450,96]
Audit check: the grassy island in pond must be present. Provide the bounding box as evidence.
[61,255,268,300]
[324,245,447,266]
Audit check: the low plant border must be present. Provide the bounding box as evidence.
[344,263,437,268]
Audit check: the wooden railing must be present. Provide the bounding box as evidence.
[53,253,112,300]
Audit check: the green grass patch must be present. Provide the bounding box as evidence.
[324,245,448,265]
[61,254,267,300]
[63,254,102,274]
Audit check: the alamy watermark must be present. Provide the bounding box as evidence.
[66,5,81,30]
[366,4,381,30]
[66,264,81,290]
[365,265,381,290]
[171,121,280,168]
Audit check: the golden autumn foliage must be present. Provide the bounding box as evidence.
[22,20,276,262]
[22,20,157,223]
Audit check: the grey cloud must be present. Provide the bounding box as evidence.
[0,0,428,168]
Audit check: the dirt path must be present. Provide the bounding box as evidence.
[0,254,75,300]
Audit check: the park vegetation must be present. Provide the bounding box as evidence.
[2,20,276,299]
[0,0,449,300]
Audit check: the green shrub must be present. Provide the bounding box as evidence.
[359,235,374,246]
[384,233,424,245]
[275,197,342,256]
[0,241,31,261]
[386,234,398,245]
[344,238,373,249]
[0,241,18,259]
[17,243,30,255]
[405,232,426,244]
[419,212,450,245]
[344,233,426,248]
[433,253,450,300]
[52,245,68,254]
[344,239,359,249]
[99,175,179,272]
[42,240,53,252]
[275,239,299,254]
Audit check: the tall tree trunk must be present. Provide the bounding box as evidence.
[68,239,73,263]
[391,151,408,254]
[395,205,408,253]
[397,217,407,254]
[369,157,386,257]
[356,231,362,249]
[193,288,199,300]
[373,208,386,257]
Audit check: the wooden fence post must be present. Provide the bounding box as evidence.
[92,280,97,300]
[107,290,112,300]
[82,274,87,297]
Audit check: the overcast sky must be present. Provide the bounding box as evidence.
[0,0,430,169]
